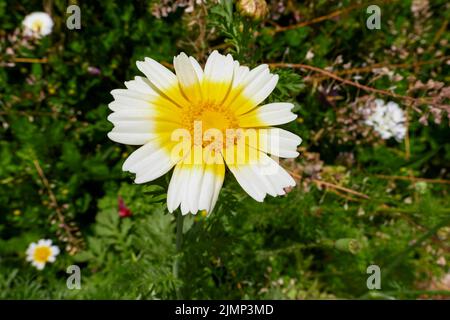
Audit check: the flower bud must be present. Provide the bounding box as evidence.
[414,181,427,194]
[437,227,450,241]
[335,238,361,254]
[237,0,268,20]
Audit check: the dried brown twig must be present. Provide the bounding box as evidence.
[11,57,48,63]
[287,168,370,200]
[374,174,450,185]
[268,62,438,109]
[33,159,83,254]
[270,2,369,34]
[311,55,450,80]
[312,179,370,200]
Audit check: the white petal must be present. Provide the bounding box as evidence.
[227,151,296,202]
[224,64,266,106]
[26,243,36,255]
[242,64,269,87]
[256,128,302,158]
[262,156,296,194]
[180,167,193,215]
[208,165,225,213]
[239,102,297,127]
[173,52,202,97]
[249,164,278,197]
[168,149,225,215]
[123,141,158,171]
[169,156,205,216]
[108,101,149,112]
[108,120,154,132]
[235,75,279,115]
[107,132,154,145]
[136,57,189,107]
[107,109,154,122]
[198,164,225,213]
[134,157,176,184]
[122,141,178,184]
[136,57,177,91]
[203,51,222,82]
[203,51,235,103]
[109,89,153,110]
[187,166,205,214]
[198,170,215,212]
[51,245,60,256]
[189,57,204,81]
[167,162,188,213]
[124,76,158,95]
[231,61,250,89]
[229,165,266,202]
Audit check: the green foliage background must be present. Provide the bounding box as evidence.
[0,0,449,299]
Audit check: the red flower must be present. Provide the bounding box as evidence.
[118,196,132,218]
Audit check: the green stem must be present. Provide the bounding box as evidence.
[383,215,450,278]
[173,211,184,299]
[357,215,450,300]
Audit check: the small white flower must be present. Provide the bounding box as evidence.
[305,49,314,60]
[365,99,406,141]
[26,239,60,270]
[22,12,54,38]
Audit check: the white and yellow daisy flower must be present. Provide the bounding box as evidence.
[107,51,302,215]
[26,239,60,270]
[22,12,54,38]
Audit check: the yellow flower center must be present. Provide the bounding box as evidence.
[33,246,51,263]
[181,102,238,149]
[31,20,43,33]
[153,82,263,165]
